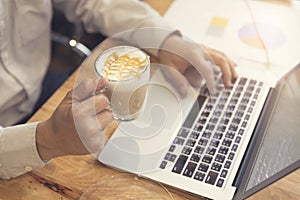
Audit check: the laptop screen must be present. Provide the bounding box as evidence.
[245,65,300,192]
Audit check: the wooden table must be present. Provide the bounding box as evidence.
[0,0,299,199]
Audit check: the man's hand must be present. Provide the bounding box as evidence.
[36,79,114,160]
[158,34,238,96]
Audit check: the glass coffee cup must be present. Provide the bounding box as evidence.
[94,46,150,121]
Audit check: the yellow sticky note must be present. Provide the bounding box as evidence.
[211,17,228,28]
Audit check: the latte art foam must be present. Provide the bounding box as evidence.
[100,50,149,81]
[94,46,150,121]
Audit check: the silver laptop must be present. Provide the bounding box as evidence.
[98,63,300,200]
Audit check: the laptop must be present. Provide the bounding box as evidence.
[98,62,300,200]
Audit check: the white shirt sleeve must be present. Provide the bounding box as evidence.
[53,0,177,55]
[0,123,45,179]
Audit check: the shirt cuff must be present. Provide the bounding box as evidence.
[0,122,45,179]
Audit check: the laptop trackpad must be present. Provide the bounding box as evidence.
[98,76,198,174]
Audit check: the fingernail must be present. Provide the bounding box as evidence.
[98,86,109,94]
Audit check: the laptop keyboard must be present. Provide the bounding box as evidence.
[159,72,264,188]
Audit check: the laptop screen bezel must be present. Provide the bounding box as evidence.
[233,63,300,199]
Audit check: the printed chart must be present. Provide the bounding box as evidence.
[238,23,286,49]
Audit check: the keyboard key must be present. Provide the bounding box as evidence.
[178,128,189,138]
[213,132,223,140]
[220,118,229,125]
[206,124,215,131]
[233,92,241,98]
[182,146,192,155]
[169,154,177,162]
[220,169,228,178]
[256,88,261,94]
[238,104,247,111]
[217,125,226,132]
[216,178,225,187]
[217,104,225,110]
[218,146,229,155]
[186,139,196,147]
[228,152,235,160]
[198,163,209,172]
[225,131,235,139]
[194,124,204,132]
[190,154,201,163]
[190,131,200,140]
[219,98,227,104]
[208,98,217,105]
[173,137,185,145]
[211,162,222,172]
[227,105,236,111]
[159,161,167,169]
[236,86,244,92]
[223,91,231,97]
[164,153,172,161]
[224,112,233,119]
[241,98,249,104]
[172,155,188,174]
[242,121,247,128]
[235,111,244,118]
[194,171,205,181]
[169,145,175,152]
[198,138,208,146]
[201,111,210,118]
[215,154,225,163]
[213,110,222,117]
[198,117,207,125]
[238,129,244,136]
[249,80,257,85]
[244,92,252,98]
[230,98,238,104]
[194,146,205,154]
[245,114,250,121]
[239,78,247,85]
[222,139,232,147]
[224,161,232,169]
[229,124,238,131]
[232,144,238,152]
[210,140,220,148]
[202,131,212,138]
[205,171,218,185]
[248,107,253,113]
[205,104,213,111]
[246,85,254,91]
[235,136,241,144]
[183,162,197,177]
[209,117,219,124]
[232,117,241,125]
[206,147,216,156]
[202,155,213,164]
[164,153,177,162]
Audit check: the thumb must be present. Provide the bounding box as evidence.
[72,79,108,102]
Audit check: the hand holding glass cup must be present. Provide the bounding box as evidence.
[94,46,150,121]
